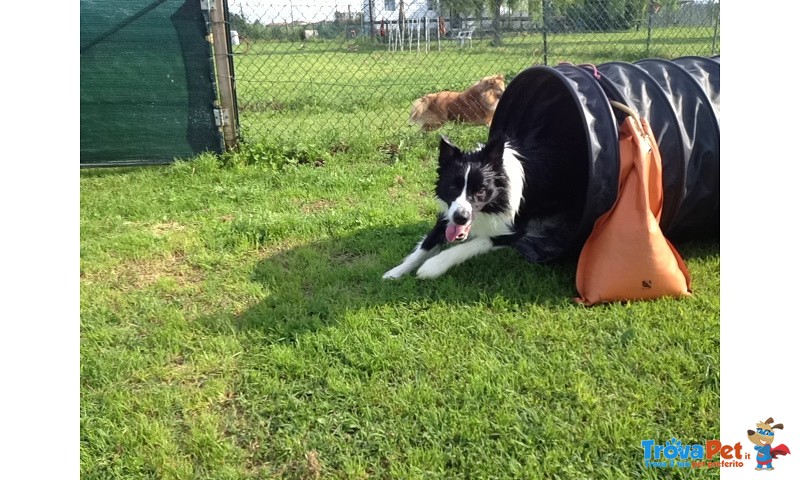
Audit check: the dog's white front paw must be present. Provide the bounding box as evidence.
[416,257,448,279]
[382,266,408,279]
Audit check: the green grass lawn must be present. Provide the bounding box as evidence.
[81,141,720,478]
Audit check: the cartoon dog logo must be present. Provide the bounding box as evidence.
[747,417,791,471]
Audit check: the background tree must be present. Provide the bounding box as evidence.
[582,0,646,31]
[439,0,492,32]
[489,0,504,45]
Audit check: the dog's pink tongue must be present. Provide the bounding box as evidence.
[446,224,470,242]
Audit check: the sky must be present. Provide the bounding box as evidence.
[227,0,717,27]
[229,0,371,24]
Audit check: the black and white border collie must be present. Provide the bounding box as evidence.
[384,134,568,279]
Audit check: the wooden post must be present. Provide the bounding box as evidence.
[210,0,238,151]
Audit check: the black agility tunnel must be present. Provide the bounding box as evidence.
[488,56,720,264]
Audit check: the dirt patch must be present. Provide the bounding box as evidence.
[330,251,362,265]
[300,199,334,214]
[150,221,187,237]
[388,175,408,199]
[122,220,187,238]
[83,252,204,290]
[305,450,322,479]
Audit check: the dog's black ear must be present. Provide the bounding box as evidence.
[439,135,461,165]
[483,135,506,169]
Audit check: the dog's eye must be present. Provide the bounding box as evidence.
[474,188,487,200]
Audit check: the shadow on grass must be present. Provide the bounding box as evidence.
[212,223,584,341]
[674,236,720,262]
[203,221,718,342]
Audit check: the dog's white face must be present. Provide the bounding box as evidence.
[439,166,476,241]
[435,136,511,242]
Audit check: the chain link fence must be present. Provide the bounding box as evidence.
[226,0,719,149]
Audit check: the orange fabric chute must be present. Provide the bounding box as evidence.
[575,102,691,305]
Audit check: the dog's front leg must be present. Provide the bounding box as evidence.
[416,237,494,279]
[383,218,447,279]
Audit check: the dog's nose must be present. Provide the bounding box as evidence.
[747,430,755,436]
[453,211,470,225]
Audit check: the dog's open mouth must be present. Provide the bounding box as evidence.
[445,223,471,242]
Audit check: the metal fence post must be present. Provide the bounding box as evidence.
[646,1,654,56]
[210,0,238,151]
[711,1,719,55]
[541,0,549,65]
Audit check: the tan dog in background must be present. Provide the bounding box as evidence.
[409,74,505,131]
